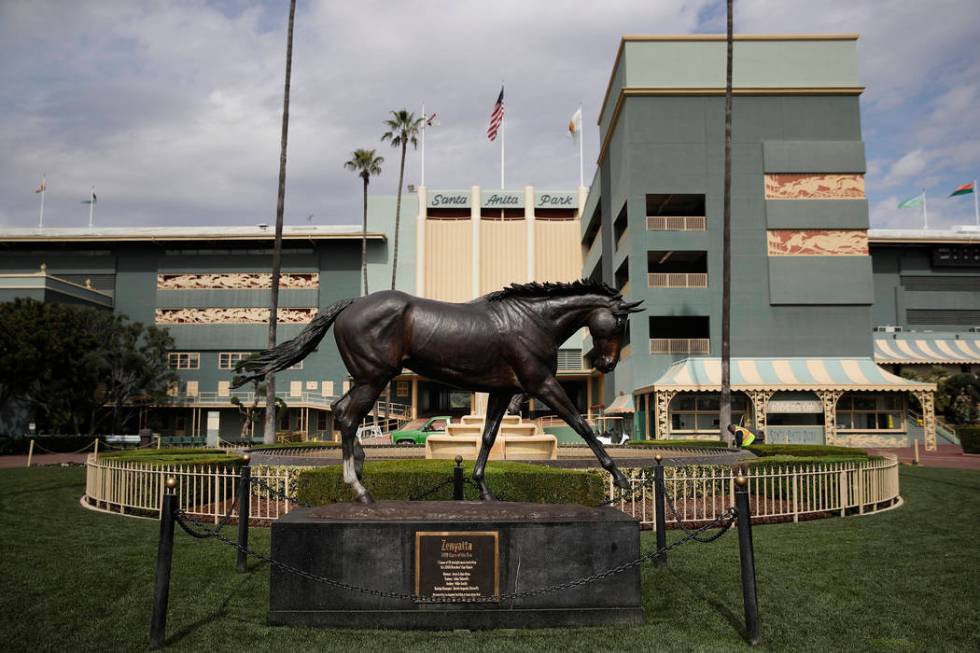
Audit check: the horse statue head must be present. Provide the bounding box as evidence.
[586,291,644,373]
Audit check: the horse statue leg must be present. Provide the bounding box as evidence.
[532,376,631,491]
[334,381,387,503]
[472,392,513,501]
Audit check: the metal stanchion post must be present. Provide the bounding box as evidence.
[237,455,251,573]
[654,454,667,567]
[734,474,760,645]
[453,455,464,500]
[150,478,177,649]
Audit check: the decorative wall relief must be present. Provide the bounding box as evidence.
[764,174,865,200]
[155,307,318,324]
[767,230,869,256]
[156,273,319,289]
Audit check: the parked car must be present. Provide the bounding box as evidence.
[390,416,452,445]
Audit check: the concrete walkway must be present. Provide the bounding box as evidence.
[0,453,89,469]
[867,444,980,470]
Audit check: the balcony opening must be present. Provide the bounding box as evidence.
[613,203,628,250]
[646,193,706,231]
[614,259,629,293]
[480,208,524,220]
[427,207,470,220]
[647,250,708,287]
[649,316,710,354]
[582,204,601,248]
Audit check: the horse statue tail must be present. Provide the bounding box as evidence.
[231,297,355,388]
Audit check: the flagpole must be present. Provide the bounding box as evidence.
[420,103,426,187]
[88,186,95,228]
[38,175,46,229]
[500,99,505,190]
[578,103,584,188]
[974,179,979,226]
[922,188,928,230]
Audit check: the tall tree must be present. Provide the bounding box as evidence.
[720,0,734,445]
[263,0,297,445]
[381,109,424,290]
[344,149,384,295]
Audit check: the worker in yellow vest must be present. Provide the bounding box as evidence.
[727,423,757,448]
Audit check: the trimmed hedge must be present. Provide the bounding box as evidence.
[100,447,243,467]
[745,444,869,459]
[631,439,728,449]
[958,426,980,454]
[296,459,605,506]
[249,441,341,451]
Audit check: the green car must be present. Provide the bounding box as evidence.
[391,416,451,445]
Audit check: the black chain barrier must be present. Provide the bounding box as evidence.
[247,476,313,508]
[172,506,737,604]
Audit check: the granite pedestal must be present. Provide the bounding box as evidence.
[268,500,642,629]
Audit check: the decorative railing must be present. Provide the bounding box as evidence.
[649,338,711,354]
[84,455,296,522]
[648,272,708,288]
[84,454,900,527]
[610,455,900,528]
[647,216,706,231]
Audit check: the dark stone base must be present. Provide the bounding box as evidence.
[268,501,642,630]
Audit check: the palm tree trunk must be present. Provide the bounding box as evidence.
[720,0,734,445]
[391,140,406,290]
[264,0,296,445]
[362,176,369,296]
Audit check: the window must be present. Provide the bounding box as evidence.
[316,411,329,432]
[218,352,250,369]
[670,393,747,433]
[649,316,710,354]
[168,352,200,369]
[321,381,334,397]
[837,394,905,431]
[396,381,410,396]
[648,251,708,288]
[646,194,707,231]
[613,203,628,251]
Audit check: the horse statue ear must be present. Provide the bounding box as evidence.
[619,300,645,314]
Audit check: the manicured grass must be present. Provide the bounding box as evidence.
[1,465,978,652]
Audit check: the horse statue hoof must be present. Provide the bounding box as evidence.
[356,491,375,505]
[480,492,498,502]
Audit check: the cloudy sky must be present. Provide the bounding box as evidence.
[1,0,979,230]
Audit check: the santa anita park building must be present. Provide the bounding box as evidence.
[2,35,978,451]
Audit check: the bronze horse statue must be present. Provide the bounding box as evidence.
[233,280,643,503]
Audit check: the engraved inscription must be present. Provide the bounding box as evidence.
[415,531,499,601]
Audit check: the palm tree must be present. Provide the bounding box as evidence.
[381,110,424,290]
[720,0,734,445]
[263,0,297,445]
[344,149,384,295]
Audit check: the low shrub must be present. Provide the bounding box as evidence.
[296,459,605,505]
[249,441,340,451]
[745,444,869,459]
[100,447,243,467]
[958,425,980,454]
[631,439,728,449]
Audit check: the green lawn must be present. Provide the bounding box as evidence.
[1,465,978,652]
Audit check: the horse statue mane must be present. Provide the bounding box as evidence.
[484,279,622,303]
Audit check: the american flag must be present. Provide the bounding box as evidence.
[487,87,504,141]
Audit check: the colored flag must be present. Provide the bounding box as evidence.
[568,107,582,137]
[487,87,504,141]
[949,182,975,197]
[34,177,46,193]
[425,112,437,127]
[82,193,97,204]
[898,192,924,209]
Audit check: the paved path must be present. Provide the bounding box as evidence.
[0,453,89,469]
[867,444,980,470]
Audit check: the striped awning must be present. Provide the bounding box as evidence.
[640,357,935,393]
[874,337,980,364]
[604,392,635,414]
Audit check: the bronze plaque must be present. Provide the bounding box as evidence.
[415,531,500,601]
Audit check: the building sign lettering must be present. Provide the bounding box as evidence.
[534,191,578,209]
[428,192,470,208]
[481,191,523,208]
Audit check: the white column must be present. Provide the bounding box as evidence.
[577,185,588,218]
[471,185,481,299]
[525,185,535,281]
[416,186,427,298]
